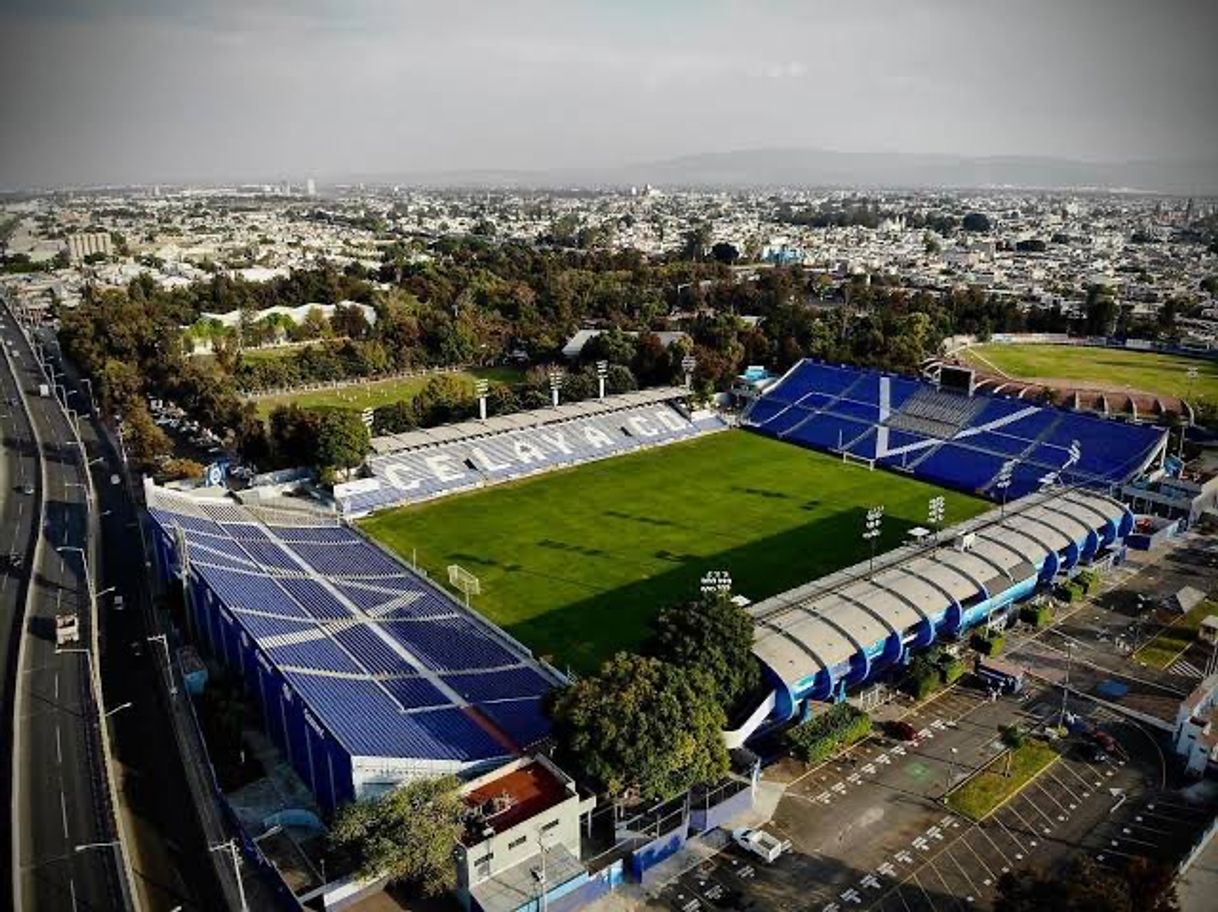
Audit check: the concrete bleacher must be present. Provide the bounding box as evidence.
[745,359,1167,499]
[340,392,724,517]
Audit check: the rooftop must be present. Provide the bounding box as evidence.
[462,758,572,843]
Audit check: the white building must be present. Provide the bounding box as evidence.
[1174,675,1218,777]
[66,232,112,263]
[456,755,595,912]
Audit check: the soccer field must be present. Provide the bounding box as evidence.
[361,431,987,672]
[247,366,522,418]
[964,343,1218,402]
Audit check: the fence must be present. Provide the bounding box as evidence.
[240,364,468,398]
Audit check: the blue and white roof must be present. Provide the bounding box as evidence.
[146,489,558,764]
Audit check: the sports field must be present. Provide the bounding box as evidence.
[361,431,986,672]
[248,366,522,418]
[964,343,1218,401]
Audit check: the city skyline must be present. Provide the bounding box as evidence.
[2,0,1217,189]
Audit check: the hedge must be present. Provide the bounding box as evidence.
[974,631,1005,656]
[1020,603,1052,628]
[943,657,966,685]
[786,703,872,764]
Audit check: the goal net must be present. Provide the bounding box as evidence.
[447,564,481,598]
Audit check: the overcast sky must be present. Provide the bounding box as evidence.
[1,0,1215,188]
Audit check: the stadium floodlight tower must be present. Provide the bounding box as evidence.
[927,495,945,545]
[681,354,697,389]
[700,569,732,598]
[548,367,564,408]
[995,459,1016,515]
[862,505,885,574]
[1063,439,1082,485]
[596,360,608,400]
[475,378,490,420]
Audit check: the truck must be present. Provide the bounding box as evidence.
[974,656,1027,695]
[55,612,80,646]
[731,828,791,864]
[37,383,49,398]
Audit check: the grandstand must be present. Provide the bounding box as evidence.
[339,388,727,517]
[142,482,561,813]
[743,359,1167,499]
[733,487,1134,741]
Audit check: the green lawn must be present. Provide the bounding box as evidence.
[1135,597,1215,669]
[247,366,523,418]
[964,344,1218,401]
[946,740,1058,821]
[361,431,986,672]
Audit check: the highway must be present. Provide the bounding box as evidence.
[3,306,126,908]
[9,305,237,910]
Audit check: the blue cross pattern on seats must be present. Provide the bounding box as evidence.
[148,495,559,763]
[744,359,1166,500]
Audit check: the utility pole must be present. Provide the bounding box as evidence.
[211,839,248,912]
[1058,641,1073,728]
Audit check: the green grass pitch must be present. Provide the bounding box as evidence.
[964,343,1218,402]
[246,366,523,419]
[361,431,987,673]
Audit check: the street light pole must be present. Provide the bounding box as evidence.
[1058,641,1073,728]
[211,839,249,912]
[863,505,885,575]
[148,634,177,696]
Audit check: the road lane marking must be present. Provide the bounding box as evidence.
[60,790,69,839]
[56,725,62,765]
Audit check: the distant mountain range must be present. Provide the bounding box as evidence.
[373,148,1218,195]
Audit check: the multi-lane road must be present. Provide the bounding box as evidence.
[2,307,127,909]
[2,300,232,910]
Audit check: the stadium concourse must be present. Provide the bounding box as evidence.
[336,387,727,517]
[744,359,1167,499]
[731,486,1136,745]
[143,483,561,813]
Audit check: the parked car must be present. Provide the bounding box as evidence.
[888,720,919,742]
[732,828,790,864]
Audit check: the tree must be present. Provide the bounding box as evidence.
[961,212,992,233]
[315,409,370,477]
[547,653,728,800]
[122,402,171,470]
[331,304,372,340]
[1085,285,1118,336]
[995,857,1178,912]
[710,242,740,264]
[649,593,760,711]
[682,224,713,261]
[329,775,465,894]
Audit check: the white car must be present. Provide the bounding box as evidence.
[731,827,790,864]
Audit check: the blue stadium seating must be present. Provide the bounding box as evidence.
[355,400,722,515]
[145,492,560,771]
[476,697,551,748]
[746,359,1166,500]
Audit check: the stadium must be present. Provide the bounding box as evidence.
[144,356,1167,811]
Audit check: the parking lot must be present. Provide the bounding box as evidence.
[653,682,1169,912]
[643,533,1217,912]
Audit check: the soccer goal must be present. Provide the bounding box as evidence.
[447,564,481,605]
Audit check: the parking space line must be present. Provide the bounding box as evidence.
[956,834,998,882]
[923,857,966,912]
[911,872,939,912]
[1044,768,1083,803]
[944,847,983,899]
[974,823,1016,870]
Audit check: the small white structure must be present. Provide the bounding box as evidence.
[1173,674,1218,777]
[456,755,595,912]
